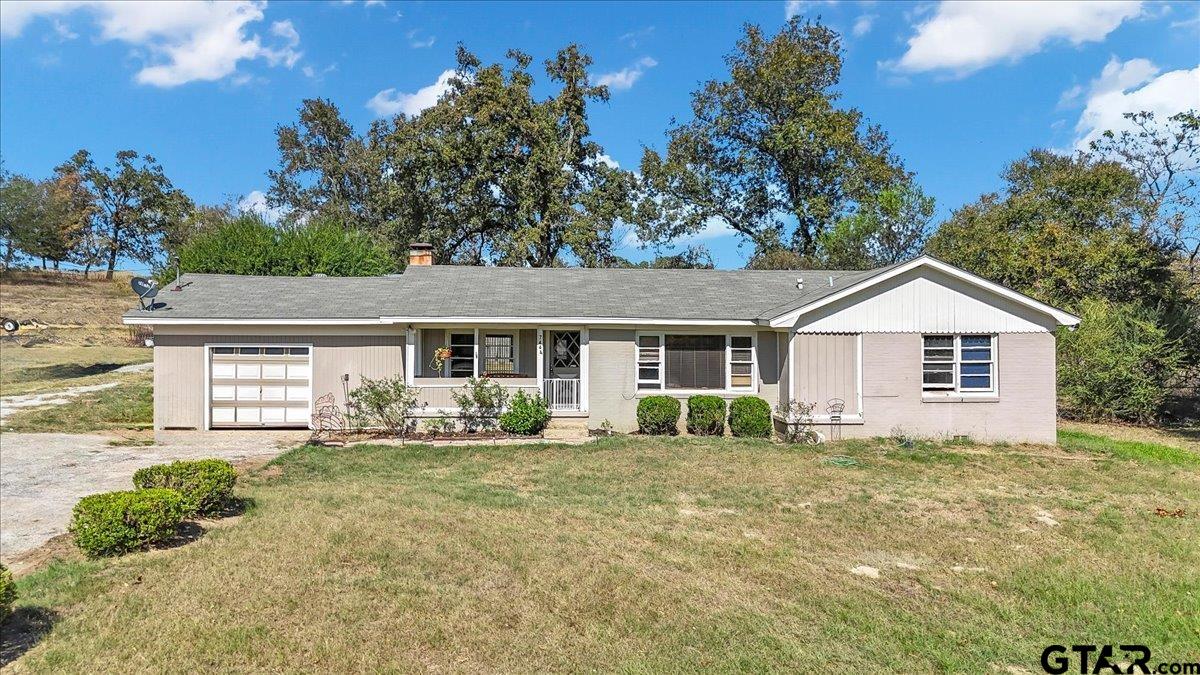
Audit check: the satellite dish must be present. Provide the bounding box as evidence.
[2,318,18,333]
[131,277,159,310]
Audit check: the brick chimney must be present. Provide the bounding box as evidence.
[408,242,434,267]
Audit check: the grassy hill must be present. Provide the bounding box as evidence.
[0,270,145,348]
[1,271,151,414]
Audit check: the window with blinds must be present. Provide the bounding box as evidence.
[665,335,726,390]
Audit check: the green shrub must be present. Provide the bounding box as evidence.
[637,396,681,435]
[0,563,15,623]
[686,395,726,436]
[729,396,772,438]
[1058,298,1187,424]
[133,459,237,516]
[70,489,185,557]
[347,375,422,434]
[499,390,551,435]
[169,214,396,281]
[452,376,509,432]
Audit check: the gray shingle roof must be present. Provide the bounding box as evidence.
[124,265,890,323]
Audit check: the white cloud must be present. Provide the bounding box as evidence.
[406,29,435,49]
[618,26,654,48]
[238,190,286,223]
[894,1,1143,76]
[1066,57,1200,150]
[785,0,837,20]
[367,69,456,118]
[1,1,302,87]
[592,56,657,91]
[50,18,77,40]
[852,14,876,37]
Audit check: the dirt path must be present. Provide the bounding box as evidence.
[0,431,298,564]
[0,362,152,424]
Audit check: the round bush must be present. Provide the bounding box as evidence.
[729,396,772,438]
[637,395,681,435]
[70,489,185,557]
[499,390,551,435]
[133,459,237,516]
[686,395,726,436]
[0,563,15,623]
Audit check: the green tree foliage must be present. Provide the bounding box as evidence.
[747,183,934,270]
[0,171,43,269]
[60,149,193,279]
[635,18,908,259]
[927,148,1195,422]
[927,150,1181,309]
[1089,110,1198,289]
[270,45,638,267]
[1058,299,1185,424]
[268,98,387,231]
[173,214,396,278]
[614,245,716,269]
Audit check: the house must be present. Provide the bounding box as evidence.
[124,245,1080,443]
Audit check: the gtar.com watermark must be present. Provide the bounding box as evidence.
[1041,645,1200,674]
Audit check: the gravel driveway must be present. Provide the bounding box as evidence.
[0,431,305,562]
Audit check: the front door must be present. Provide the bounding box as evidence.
[548,330,580,379]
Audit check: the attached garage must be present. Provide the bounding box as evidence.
[207,345,312,428]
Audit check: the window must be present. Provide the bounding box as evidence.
[636,333,757,392]
[637,334,662,390]
[922,335,994,393]
[729,336,754,390]
[483,333,516,375]
[288,347,309,355]
[666,335,725,389]
[449,332,475,377]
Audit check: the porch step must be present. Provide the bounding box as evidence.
[544,417,590,441]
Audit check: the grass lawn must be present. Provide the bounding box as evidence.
[1,372,152,432]
[0,345,151,397]
[5,432,1198,672]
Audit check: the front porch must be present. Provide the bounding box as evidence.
[403,326,589,415]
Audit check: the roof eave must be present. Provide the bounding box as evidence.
[766,255,1081,328]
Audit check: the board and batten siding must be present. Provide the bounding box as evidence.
[152,328,404,430]
[791,334,859,416]
[794,267,1059,334]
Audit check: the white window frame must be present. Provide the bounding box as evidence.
[447,331,477,378]
[636,332,664,390]
[481,330,520,376]
[922,334,996,395]
[634,331,758,394]
[726,334,756,392]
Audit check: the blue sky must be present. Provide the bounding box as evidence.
[1,0,1197,269]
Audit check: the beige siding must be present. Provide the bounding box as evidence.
[414,385,540,410]
[587,328,637,430]
[792,333,859,415]
[586,328,786,433]
[756,331,780,413]
[796,267,1058,334]
[843,332,1055,443]
[153,332,404,430]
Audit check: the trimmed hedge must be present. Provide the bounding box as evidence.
[499,390,551,435]
[729,396,772,438]
[0,563,14,623]
[637,396,681,435]
[686,395,726,436]
[133,459,237,516]
[70,489,185,557]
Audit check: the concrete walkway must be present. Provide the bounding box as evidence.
[0,431,303,561]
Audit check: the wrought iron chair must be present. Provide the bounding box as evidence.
[826,398,846,441]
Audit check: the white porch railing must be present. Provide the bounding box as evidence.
[543,378,581,412]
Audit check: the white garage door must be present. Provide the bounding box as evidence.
[209,346,311,428]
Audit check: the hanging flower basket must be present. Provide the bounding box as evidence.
[429,346,452,372]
